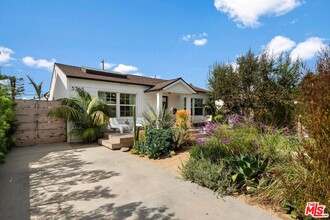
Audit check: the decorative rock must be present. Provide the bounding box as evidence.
[121,147,130,152]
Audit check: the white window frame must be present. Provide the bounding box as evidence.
[119,93,136,117]
[98,91,117,116]
[191,98,204,116]
[99,91,137,118]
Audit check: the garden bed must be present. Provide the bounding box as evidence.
[130,146,190,176]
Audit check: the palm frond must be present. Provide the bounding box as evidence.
[92,99,113,117]
[52,89,111,143]
[27,75,43,99]
[90,110,109,126]
[75,88,91,103]
[59,98,84,112]
[48,105,82,122]
[87,97,100,115]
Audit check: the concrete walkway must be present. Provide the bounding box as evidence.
[0,143,280,219]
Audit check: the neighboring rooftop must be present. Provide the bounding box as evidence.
[55,63,208,93]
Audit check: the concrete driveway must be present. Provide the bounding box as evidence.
[0,143,280,219]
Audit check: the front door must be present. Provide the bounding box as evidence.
[162,96,168,110]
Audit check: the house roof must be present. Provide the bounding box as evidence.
[144,78,180,92]
[55,63,208,93]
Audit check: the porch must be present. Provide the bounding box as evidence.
[98,128,203,150]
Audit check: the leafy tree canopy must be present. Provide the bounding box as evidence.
[207,49,303,126]
[0,72,24,100]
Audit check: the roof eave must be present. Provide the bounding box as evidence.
[66,75,155,87]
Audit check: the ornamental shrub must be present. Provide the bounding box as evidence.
[0,87,16,164]
[145,128,173,159]
[181,156,234,196]
[175,109,190,130]
[182,117,303,212]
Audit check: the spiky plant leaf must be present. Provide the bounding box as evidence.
[27,75,43,100]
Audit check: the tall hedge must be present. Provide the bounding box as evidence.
[0,85,15,164]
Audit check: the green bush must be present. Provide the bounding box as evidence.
[0,88,16,164]
[182,119,304,215]
[190,137,227,163]
[181,157,234,196]
[212,123,260,156]
[144,128,173,159]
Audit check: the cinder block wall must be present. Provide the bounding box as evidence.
[14,100,67,146]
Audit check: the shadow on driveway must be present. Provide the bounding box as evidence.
[1,143,280,220]
[0,143,177,219]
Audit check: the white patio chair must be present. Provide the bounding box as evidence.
[136,117,144,128]
[109,118,129,134]
[205,115,213,122]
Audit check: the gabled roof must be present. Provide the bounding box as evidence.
[144,78,180,92]
[55,63,208,93]
[144,78,198,94]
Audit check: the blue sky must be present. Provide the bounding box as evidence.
[1,0,329,98]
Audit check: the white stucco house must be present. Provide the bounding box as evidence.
[49,63,209,125]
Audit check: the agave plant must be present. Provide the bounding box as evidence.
[48,88,113,143]
[142,104,174,129]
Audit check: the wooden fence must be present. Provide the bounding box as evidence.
[14,100,67,146]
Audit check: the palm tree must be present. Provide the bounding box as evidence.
[48,88,113,143]
[27,75,43,100]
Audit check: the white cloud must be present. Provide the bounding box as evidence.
[0,46,15,64]
[113,64,138,73]
[147,74,161,79]
[193,38,208,46]
[290,37,326,60]
[132,72,144,76]
[214,0,303,28]
[182,34,192,41]
[182,33,208,42]
[201,32,208,37]
[100,62,115,70]
[263,36,325,61]
[289,18,298,24]
[265,36,296,55]
[22,56,56,71]
[229,62,238,71]
[182,33,208,46]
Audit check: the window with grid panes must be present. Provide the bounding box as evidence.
[98,91,117,116]
[192,98,204,115]
[120,93,136,117]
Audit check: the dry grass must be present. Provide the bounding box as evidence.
[130,146,190,176]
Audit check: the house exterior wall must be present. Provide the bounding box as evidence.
[50,68,209,128]
[155,92,209,123]
[68,78,150,124]
[191,93,209,123]
[49,65,68,100]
